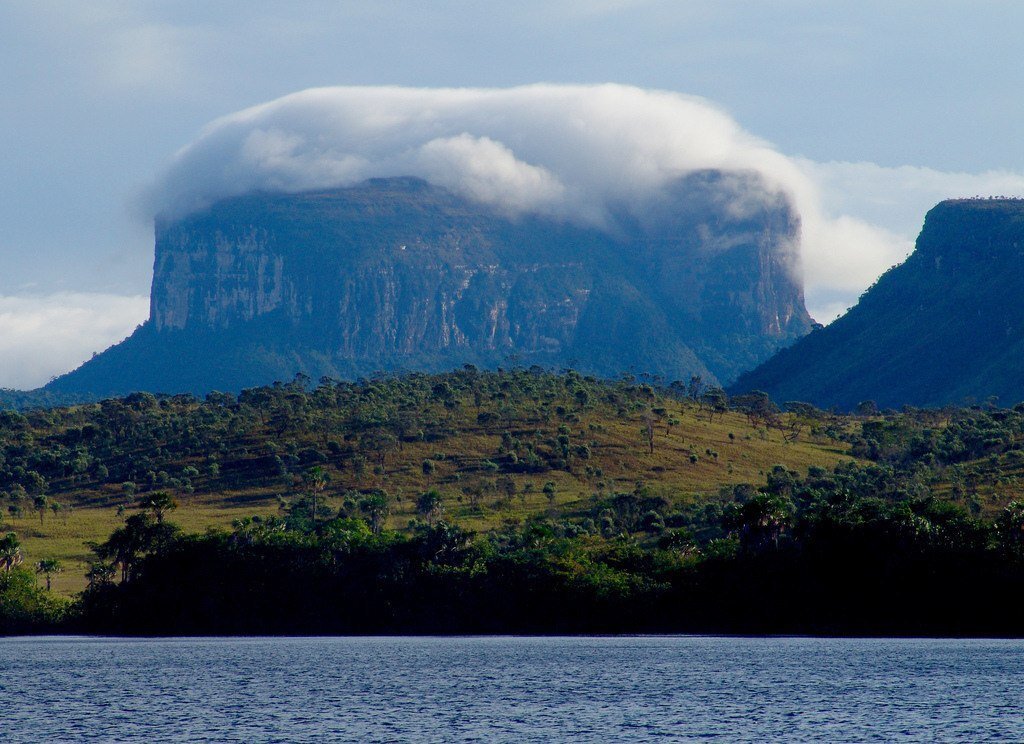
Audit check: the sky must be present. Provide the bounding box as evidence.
[2,0,1024,389]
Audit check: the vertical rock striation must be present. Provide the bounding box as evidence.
[47,172,812,397]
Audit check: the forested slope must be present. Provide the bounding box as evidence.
[5,370,1024,634]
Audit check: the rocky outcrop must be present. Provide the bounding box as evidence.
[732,199,1024,409]
[48,172,812,397]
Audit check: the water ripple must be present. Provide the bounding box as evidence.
[1,636,1023,742]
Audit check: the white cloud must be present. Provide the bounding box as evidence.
[0,293,149,389]
[798,159,1024,236]
[795,160,1024,319]
[150,84,799,223]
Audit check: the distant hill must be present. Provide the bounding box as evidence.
[40,172,811,400]
[732,199,1024,409]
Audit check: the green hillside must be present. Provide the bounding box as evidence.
[2,369,851,595]
[5,370,1024,634]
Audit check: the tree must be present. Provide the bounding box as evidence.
[23,470,47,496]
[422,459,436,481]
[33,495,49,525]
[723,492,793,552]
[641,412,655,454]
[137,491,177,524]
[856,400,879,417]
[35,558,62,591]
[731,391,781,430]
[700,388,729,421]
[687,375,705,401]
[359,491,391,535]
[666,415,680,437]
[302,466,329,532]
[783,402,821,443]
[85,561,116,588]
[0,532,22,572]
[995,501,1024,554]
[416,489,443,524]
[93,512,178,583]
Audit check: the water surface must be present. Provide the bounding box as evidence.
[1,636,1022,742]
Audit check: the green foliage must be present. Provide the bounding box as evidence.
[60,463,1024,635]
[35,557,62,591]
[9,368,1024,634]
[416,489,444,523]
[0,531,23,571]
[0,567,65,633]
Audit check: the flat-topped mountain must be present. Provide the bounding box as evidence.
[45,171,812,397]
[732,199,1024,409]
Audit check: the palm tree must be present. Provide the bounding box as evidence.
[35,558,62,591]
[416,490,443,525]
[33,495,49,525]
[725,493,793,552]
[95,513,159,582]
[302,466,328,532]
[137,491,177,524]
[85,561,116,589]
[0,532,23,572]
[359,491,390,534]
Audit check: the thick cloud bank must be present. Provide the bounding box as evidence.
[152,85,807,223]
[147,84,936,322]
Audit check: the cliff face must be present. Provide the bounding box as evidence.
[151,185,596,358]
[732,199,1024,409]
[48,172,812,397]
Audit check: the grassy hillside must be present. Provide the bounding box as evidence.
[7,368,1024,600]
[2,369,853,595]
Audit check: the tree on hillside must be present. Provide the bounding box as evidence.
[783,401,822,443]
[641,412,655,454]
[724,492,794,552]
[359,491,391,535]
[137,491,177,524]
[0,532,22,572]
[92,512,179,583]
[85,561,115,589]
[732,391,781,430]
[700,388,729,422]
[856,400,879,417]
[33,496,49,525]
[35,558,62,591]
[687,375,705,401]
[995,501,1024,554]
[302,466,329,532]
[416,489,443,525]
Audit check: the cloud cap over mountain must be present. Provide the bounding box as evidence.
[148,84,939,322]
[150,84,801,224]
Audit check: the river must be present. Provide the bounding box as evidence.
[2,636,1022,741]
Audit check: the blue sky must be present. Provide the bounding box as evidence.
[2,1,1024,388]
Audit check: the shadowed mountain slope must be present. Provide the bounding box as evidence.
[732,199,1024,409]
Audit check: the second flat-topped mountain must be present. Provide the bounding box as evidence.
[48,172,812,397]
[732,198,1024,409]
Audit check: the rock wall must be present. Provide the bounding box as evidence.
[48,172,812,396]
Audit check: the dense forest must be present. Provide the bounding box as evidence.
[5,368,1024,634]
